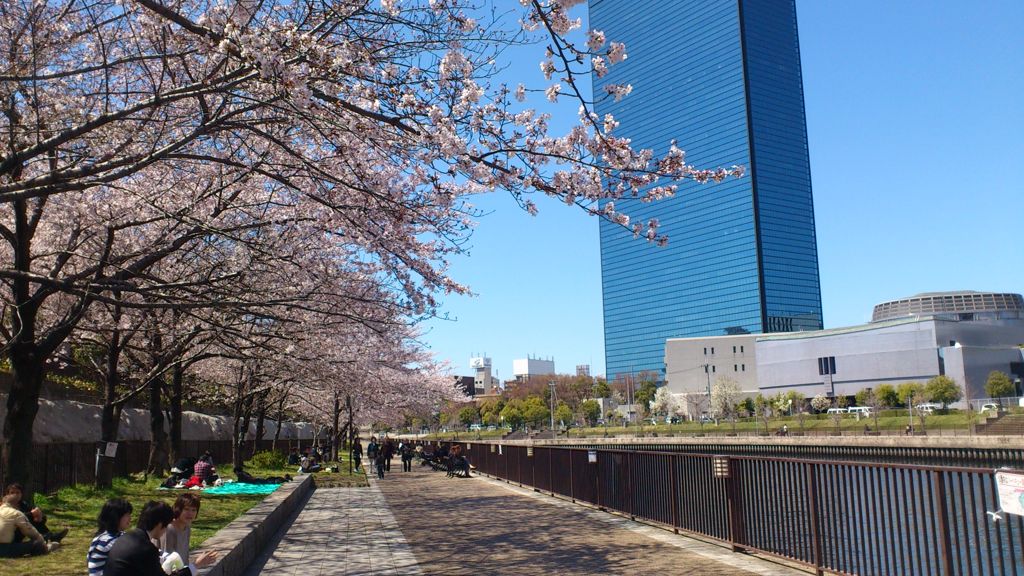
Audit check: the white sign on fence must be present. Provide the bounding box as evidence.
[104,442,118,458]
[588,449,597,463]
[996,470,1024,516]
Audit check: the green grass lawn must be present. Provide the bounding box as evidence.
[0,474,266,576]
[0,452,366,576]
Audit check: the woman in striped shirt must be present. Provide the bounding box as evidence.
[86,499,133,576]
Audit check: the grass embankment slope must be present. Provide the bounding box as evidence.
[421,410,992,441]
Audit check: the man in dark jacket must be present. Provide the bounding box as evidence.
[105,501,190,576]
[382,438,395,472]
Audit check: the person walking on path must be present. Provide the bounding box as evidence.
[367,437,379,473]
[401,444,414,472]
[351,439,363,471]
[383,438,395,472]
[375,451,387,480]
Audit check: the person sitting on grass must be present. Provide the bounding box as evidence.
[87,498,133,576]
[192,452,218,485]
[233,466,291,484]
[299,454,322,473]
[160,494,217,572]
[3,483,67,543]
[287,447,301,466]
[0,493,57,558]
[104,501,190,576]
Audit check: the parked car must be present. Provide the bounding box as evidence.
[699,414,715,423]
[826,407,849,415]
[979,403,999,413]
[848,406,872,417]
[915,403,942,414]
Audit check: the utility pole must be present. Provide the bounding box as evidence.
[548,380,557,438]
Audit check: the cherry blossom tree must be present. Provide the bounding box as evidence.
[0,0,742,491]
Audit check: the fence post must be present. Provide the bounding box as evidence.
[931,470,954,576]
[549,448,554,496]
[669,455,679,533]
[569,449,575,502]
[805,463,824,576]
[725,458,743,553]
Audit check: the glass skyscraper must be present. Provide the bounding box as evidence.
[592,0,823,382]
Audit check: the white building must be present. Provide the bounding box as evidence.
[512,356,555,380]
[664,334,759,417]
[470,357,499,394]
[663,291,1024,405]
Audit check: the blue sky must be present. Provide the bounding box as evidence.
[421,0,1024,380]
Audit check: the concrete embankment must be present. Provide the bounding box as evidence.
[515,434,1024,450]
[0,397,315,443]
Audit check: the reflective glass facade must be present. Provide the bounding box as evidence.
[592,0,822,381]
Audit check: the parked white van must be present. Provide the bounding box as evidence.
[848,406,872,417]
[915,403,942,414]
[826,407,848,415]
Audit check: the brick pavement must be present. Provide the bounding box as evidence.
[242,474,420,576]
[377,465,806,576]
[243,462,808,575]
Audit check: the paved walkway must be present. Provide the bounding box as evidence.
[242,471,420,576]
[246,463,807,575]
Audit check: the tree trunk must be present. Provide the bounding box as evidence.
[146,374,169,476]
[231,391,244,473]
[97,324,124,488]
[3,348,44,494]
[168,363,184,464]
[241,393,254,453]
[331,393,341,461]
[271,393,286,451]
[252,391,267,457]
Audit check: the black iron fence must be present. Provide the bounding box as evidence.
[436,441,1022,576]
[0,438,307,494]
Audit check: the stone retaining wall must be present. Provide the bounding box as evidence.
[196,474,315,576]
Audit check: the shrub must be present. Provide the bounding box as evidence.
[246,450,287,470]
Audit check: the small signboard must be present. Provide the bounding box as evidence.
[104,442,118,458]
[526,446,534,457]
[498,444,503,455]
[588,449,598,463]
[996,470,1024,516]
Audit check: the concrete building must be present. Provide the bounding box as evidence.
[591,0,823,382]
[758,293,1024,401]
[512,356,555,381]
[576,364,591,378]
[470,357,499,395]
[664,291,1024,404]
[665,334,760,417]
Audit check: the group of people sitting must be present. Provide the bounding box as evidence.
[0,483,68,558]
[420,443,472,478]
[287,446,326,473]
[161,452,219,489]
[87,493,217,576]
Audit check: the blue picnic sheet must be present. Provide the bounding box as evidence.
[202,482,281,495]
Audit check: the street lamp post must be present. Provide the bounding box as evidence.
[548,380,557,439]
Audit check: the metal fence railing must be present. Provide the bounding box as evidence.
[432,441,1022,576]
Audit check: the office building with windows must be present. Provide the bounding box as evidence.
[592,0,823,382]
